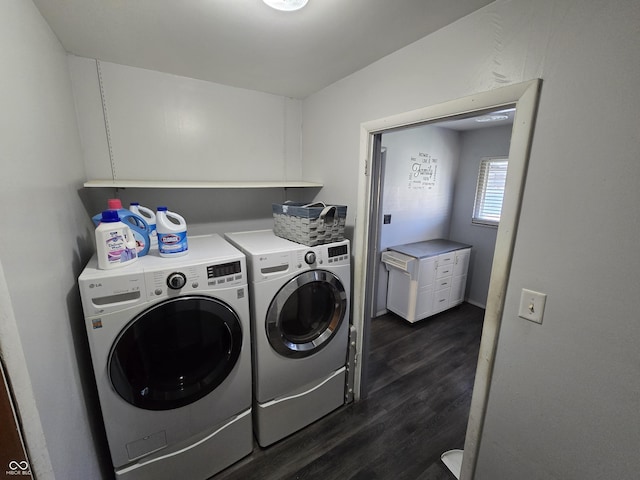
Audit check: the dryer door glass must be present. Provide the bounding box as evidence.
[108,295,242,410]
[266,270,347,358]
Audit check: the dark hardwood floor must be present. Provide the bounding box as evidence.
[214,302,484,480]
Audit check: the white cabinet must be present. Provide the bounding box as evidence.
[432,252,453,314]
[385,259,414,320]
[383,252,435,322]
[450,248,470,307]
[432,248,470,314]
[415,256,437,319]
[382,240,471,323]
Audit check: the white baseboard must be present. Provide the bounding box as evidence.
[465,298,486,310]
[374,309,388,318]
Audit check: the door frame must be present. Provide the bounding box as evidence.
[352,79,541,479]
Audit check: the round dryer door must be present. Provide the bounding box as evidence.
[266,270,347,358]
[108,295,242,411]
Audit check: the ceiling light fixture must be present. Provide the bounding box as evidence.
[475,114,510,123]
[262,0,309,12]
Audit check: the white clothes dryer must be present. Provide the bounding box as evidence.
[225,230,350,447]
[78,235,252,480]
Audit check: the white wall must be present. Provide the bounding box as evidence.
[302,0,640,478]
[449,125,512,308]
[68,56,303,183]
[380,125,461,248]
[0,1,106,479]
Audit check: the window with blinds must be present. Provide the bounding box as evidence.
[472,157,508,226]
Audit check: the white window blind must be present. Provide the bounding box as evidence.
[472,157,508,226]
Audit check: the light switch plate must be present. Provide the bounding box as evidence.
[518,288,547,324]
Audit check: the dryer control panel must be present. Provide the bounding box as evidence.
[326,243,349,265]
[294,241,350,269]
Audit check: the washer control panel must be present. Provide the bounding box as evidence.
[146,259,245,298]
[167,272,187,290]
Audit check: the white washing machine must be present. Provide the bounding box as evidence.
[224,230,350,447]
[78,235,253,480]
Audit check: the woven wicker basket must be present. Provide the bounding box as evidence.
[272,202,347,246]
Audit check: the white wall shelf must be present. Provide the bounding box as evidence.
[83,180,323,189]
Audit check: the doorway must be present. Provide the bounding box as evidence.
[352,79,541,479]
[371,115,515,318]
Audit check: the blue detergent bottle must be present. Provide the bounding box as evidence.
[92,199,151,257]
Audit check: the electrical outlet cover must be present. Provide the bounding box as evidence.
[518,288,547,324]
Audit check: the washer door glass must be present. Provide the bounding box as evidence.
[266,270,347,358]
[109,295,242,410]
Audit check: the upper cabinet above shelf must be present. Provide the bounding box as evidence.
[83,180,323,189]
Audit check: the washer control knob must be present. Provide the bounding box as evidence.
[167,272,187,290]
[304,251,316,265]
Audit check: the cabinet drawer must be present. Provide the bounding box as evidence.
[433,290,451,312]
[436,278,451,290]
[438,253,454,266]
[436,263,454,279]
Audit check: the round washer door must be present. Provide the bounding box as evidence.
[266,270,347,358]
[109,295,242,411]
